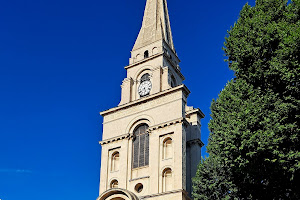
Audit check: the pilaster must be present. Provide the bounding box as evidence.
[120,77,133,105]
[162,67,170,91]
[152,66,162,93]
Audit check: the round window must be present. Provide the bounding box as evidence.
[135,183,144,193]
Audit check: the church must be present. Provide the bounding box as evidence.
[97,0,204,199]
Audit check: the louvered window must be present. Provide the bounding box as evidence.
[132,124,149,168]
[141,73,150,83]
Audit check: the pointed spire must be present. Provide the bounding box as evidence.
[132,0,175,51]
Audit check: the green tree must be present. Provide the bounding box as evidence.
[193,0,300,199]
[192,156,238,200]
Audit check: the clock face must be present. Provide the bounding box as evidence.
[138,80,152,97]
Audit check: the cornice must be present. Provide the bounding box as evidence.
[185,108,205,119]
[148,117,189,132]
[187,138,205,147]
[125,52,164,70]
[131,40,162,52]
[140,189,191,200]
[99,133,129,145]
[130,39,180,62]
[125,51,185,81]
[99,117,190,145]
[100,85,190,116]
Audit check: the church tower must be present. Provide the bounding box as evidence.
[97,0,204,199]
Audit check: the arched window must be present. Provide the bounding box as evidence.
[162,168,172,192]
[171,75,177,87]
[141,73,150,83]
[111,152,120,172]
[132,124,149,168]
[163,138,172,159]
[110,180,119,188]
[144,50,149,59]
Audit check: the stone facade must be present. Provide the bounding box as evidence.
[97,0,204,199]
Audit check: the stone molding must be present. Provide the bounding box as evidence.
[99,133,129,145]
[129,176,150,182]
[187,138,204,148]
[122,77,133,85]
[148,117,189,132]
[140,189,191,200]
[97,188,139,200]
[99,117,203,146]
[125,52,164,70]
[99,117,190,145]
[185,107,205,119]
[100,85,190,117]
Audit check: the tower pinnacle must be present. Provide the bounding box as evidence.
[132,0,175,51]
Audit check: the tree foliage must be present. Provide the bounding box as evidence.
[192,156,238,200]
[193,0,300,199]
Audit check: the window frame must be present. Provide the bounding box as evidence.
[132,124,149,169]
[111,151,120,172]
[162,168,172,192]
[163,137,173,160]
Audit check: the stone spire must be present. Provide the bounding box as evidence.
[132,0,175,51]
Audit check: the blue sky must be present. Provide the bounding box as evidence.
[0,0,256,199]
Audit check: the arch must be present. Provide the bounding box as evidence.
[162,168,173,192]
[125,116,154,134]
[134,65,154,82]
[163,137,173,159]
[140,73,150,83]
[111,151,120,172]
[97,188,139,200]
[136,69,152,84]
[111,197,126,200]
